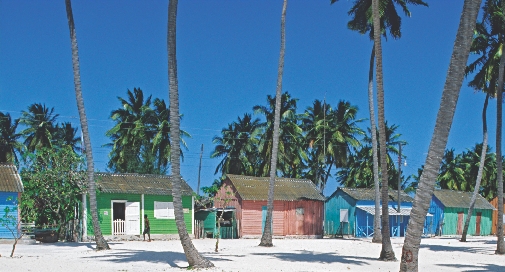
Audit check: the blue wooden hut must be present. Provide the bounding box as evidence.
[325,187,417,237]
[429,189,494,236]
[0,164,24,238]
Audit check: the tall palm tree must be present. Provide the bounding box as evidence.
[167,0,213,267]
[211,114,261,177]
[399,0,482,270]
[332,0,428,244]
[438,149,468,190]
[259,0,287,247]
[19,103,58,153]
[0,112,22,164]
[64,0,109,250]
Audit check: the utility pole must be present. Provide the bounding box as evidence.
[397,143,402,213]
[197,144,203,196]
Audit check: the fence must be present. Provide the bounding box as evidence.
[113,219,125,235]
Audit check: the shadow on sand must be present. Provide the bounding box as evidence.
[251,250,379,267]
[437,263,504,272]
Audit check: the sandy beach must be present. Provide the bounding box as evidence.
[0,236,503,271]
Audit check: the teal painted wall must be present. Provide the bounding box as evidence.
[325,191,356,235]
[87,193,192,236]
[442,207,493,236]
[0,192,20,238]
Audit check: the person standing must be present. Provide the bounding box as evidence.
[143,214,151,242]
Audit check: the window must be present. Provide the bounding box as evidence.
[154,201,175,219]
[340,209,349,223]
[296,207,304,215]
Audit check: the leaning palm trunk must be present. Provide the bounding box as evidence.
[259,0,287,247]
[399,0,481,270]
[64,0,109,250]
[372,0,395,260]
[368,44,382,244]
[167,0,213,267]
[461,94,489,242]
[495,27,505,255]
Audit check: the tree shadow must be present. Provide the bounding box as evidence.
[80,249,234,268]
[437,263,504,272]
[420,243,494,254]
[251,250,377,266]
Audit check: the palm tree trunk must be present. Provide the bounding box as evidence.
[495,27,505,255]
[369,44,382,244]
[399,0,481,270]
[259,0,287,247]
[461,94,489,242]
[372,0,395,260]
[64,0,109,250]
[167,0,213,267]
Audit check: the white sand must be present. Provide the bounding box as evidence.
[0,236,503,271]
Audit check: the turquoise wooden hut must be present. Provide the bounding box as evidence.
[429,189,494,236]
[194,207,238,239]
[324,187,417,237]
[0,164,24,239]
[84,173,194,238]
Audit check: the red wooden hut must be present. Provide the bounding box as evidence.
[214,174,325,238]
[490,197,505,235]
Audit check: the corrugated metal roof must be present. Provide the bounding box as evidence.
[226,174,325,201]
[0,164,23,192]
[433,189,495,210]
[339,187,413,203]
[95,173,193,196]
[357,206,418,216]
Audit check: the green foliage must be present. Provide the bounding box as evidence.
[0,112,22,164]
[20,147,86,228]
[105,88,190,174]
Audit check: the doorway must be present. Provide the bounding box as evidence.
[457,212,464,235]
[475,212,482,236]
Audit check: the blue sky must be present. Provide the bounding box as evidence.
[0,1,494,196]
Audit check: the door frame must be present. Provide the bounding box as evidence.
[111,200,127,235]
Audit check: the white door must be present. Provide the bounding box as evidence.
[125,202,140,235]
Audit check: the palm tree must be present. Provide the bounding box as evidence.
[19,103,58,153]
[259,0,287,247]
[438,149,468,190]
[64,0,109,250]
[331,0,428,245]
[53,122,81,152]
[105,88,152,173]
[0,112,22,164]
[211,114,261,177]
[399,0,482,270]
[253,92,302,177]
[167,0,213,267]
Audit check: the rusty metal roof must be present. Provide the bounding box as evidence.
[0,164,23,192]
[95,173,193,196]
[433,189,495,210]
[337,187,413,203]
[226,174,325,201]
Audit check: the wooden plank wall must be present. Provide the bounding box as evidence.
[214,180,243,235]
[283,200,323,236]
[491,197,505,235]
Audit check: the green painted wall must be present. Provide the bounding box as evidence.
[442,207,492,236]
[87,193,192,236]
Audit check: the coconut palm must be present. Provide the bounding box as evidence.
[211,113,261,177]
[399,0,482,270]
[0,112,22,164]
[438,149,468,190]
[167,0,213,267]
[19,103,58,153]
[331,0,428,245]
[64,0,109,250]
[259,0,287,247]
[53,122,81,152]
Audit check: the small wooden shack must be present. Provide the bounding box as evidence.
[429,189,494,236]
[325,187,419,237]
[490,197,505,235]
[214,174,325,238]
[194,207,238,239]
[84,173,194,238]
[0,164,24,238]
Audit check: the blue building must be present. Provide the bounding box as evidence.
[0,164,24,239]
[325,187,421,237]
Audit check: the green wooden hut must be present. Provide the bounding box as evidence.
[194,207,238,239]
[84,173,194,238]
[429,190,495,236]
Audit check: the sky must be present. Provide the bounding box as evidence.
[0,1,495,197]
